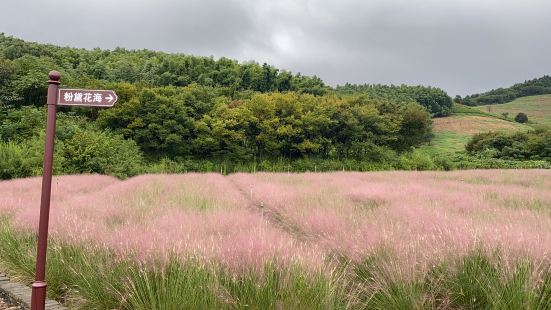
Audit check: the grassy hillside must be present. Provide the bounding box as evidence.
[422,104,532,154]
[475,94,551,127]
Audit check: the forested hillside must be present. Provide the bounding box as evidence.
[1,34,547,179]
[461,76,551,106]
[0,33,442,178]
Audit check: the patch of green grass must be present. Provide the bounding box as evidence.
[341,249,551,310]
[171,191,226,211]
[453,103,507,119]
[476,95,551,127]
[435,251,551,310]
[343,252,433,309]
[503,199,551,212]
[353,199,386,212]
[420,131,470,155]
[122,259,221,310]
[426,102,538,155]
[125,259,342,310]
[480,191,551,212]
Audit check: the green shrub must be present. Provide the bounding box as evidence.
[60,128,144,178]
[514,112,528,123]
[0,135,68,179]
[1,125,143,180]
[398,149,436,170]
[0,141,33,179]
[440,153,550,170]
[466,130,551,162]
[0,106,44,142]
[335,84,453,117]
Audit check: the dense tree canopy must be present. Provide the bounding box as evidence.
[0,33,329,108]
[335,83,453,117]
[98,89,432,160]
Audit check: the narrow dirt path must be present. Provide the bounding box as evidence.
[226,175,317,243]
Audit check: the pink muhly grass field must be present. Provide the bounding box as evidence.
[1,169,550,274]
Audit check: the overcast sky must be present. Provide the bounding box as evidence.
[1,0,550,96]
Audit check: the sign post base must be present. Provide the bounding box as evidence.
[30,281,47,310]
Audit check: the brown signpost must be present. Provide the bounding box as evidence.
[31,71,117,310]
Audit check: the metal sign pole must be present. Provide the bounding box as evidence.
[29,71,117,310]
[31,71,60,310]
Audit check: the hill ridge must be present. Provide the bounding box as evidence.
[461,75,551,106]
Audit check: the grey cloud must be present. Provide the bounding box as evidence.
[1,0,550,95]
[1,0,253,55]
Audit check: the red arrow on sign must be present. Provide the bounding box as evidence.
[57,89,118,107]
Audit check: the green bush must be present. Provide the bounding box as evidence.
[438,153,550,170]
[398,149,437,170]
[466,130,551,161]
[0,141,33,179]
[0,106,44,141]
[514,112,528,123]
[335,84,453,117]
[0,135,68,179]
[1,126,144,180]
[60,128,144,178]
[20,133,67,176]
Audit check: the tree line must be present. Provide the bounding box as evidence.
[13,33,537,179]
[335,83,453,117]
[0,33,328,109]
[459,76,551,106]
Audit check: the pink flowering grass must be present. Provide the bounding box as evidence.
[0,173,323,272]
[2,170,551,308]
[228,170,551,272]
[1,169,550,275]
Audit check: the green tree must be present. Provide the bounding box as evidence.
[396,103,433,150]
[97,87,198,158]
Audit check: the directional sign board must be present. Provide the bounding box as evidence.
[58,89,118,107]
